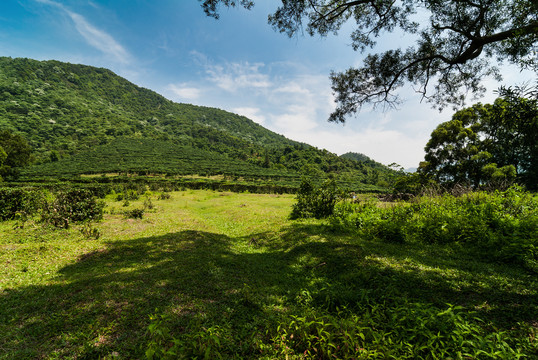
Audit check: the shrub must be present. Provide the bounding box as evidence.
[146,314,240,360]
[80,222,101,239]
[144,196,154,210]
[0,187,44,221]
[290,178,341,219]
[269,301,534,359]
[41,189,105,229]
[124,208,144,219]
[329,186,538,270]
[116,189,140,202]
[146,299,536,359]
[158,192,171,200]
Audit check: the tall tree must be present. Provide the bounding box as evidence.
[483,85,538,188]
[200,0,538,122]
[419,85,537,189]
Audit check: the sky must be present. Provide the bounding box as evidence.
[0,0,533,169]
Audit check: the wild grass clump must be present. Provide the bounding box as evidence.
[146,298,536,359]
[269,301,535,359]
[330,186,538,270]
[123,207,144,219]
[146,314,251,360]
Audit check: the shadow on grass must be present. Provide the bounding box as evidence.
[256,224,537,324]
[1,224,536,359]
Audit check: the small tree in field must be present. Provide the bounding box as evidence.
[0,130,33,179]
[290,178,340,219]
[41,189,105,229]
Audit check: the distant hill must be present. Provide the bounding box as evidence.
[0,57,394,190]
[340,152,386,169]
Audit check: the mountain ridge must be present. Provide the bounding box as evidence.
[0,56,394,189]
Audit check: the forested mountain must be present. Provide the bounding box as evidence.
[340,152,387,169]
[0,57,393,189]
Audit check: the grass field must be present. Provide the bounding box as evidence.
[1,190,536,359]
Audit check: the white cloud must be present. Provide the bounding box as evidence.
[269,76,334,133]
[167,83,201,101]
[283,126,429,168]
[36,0,131,64]
[232,107,266,125]
[177,54,437,168]
[274,82,310,95]
[272,103,319,132]
[205,62,272,92]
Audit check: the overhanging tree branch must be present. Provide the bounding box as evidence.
[201,0,538,123]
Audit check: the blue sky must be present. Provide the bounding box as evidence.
[0,0,533,168]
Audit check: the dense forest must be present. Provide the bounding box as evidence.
[0,57,394,190]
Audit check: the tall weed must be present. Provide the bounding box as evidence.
[270,301,535,359]
[329,186,538,270]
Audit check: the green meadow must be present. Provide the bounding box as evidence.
[1,190,536,359]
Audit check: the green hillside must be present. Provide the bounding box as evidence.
[22,137,293,178]
[0,57,393,190]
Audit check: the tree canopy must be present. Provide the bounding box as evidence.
[418,85,538,189]
[200,0,538,122]
[0,130,33,180]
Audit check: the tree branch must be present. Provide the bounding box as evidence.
[449,21,538,64]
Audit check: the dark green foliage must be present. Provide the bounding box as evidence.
[158,192,171,200]
[290,178,341,219]
[0,129,32,179]
[40,189,105,228]
[330,186,538,270]
[202,0,538,121]
[21,138,293,179]
[420,88,538,190]
[115,188,141,202]
[79,222,101,239]
[391,172,434,195]
[146,315,240,360]
[0,187,43,220]
[124,208,143,219]
[123,208,144,219]
[270,302,534,359]
[147,296,535,359]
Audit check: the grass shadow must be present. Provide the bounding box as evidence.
[1,224,536,359]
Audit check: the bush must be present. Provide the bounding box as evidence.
[124,208,144,219]
[269,301,534,359]
[146,299,536,359]
[330,186,538,270]
[146,314,238,360]
[41,189,105,229]
[290,178,341,219]
[0,187,43,221]
[158,192,171,200]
